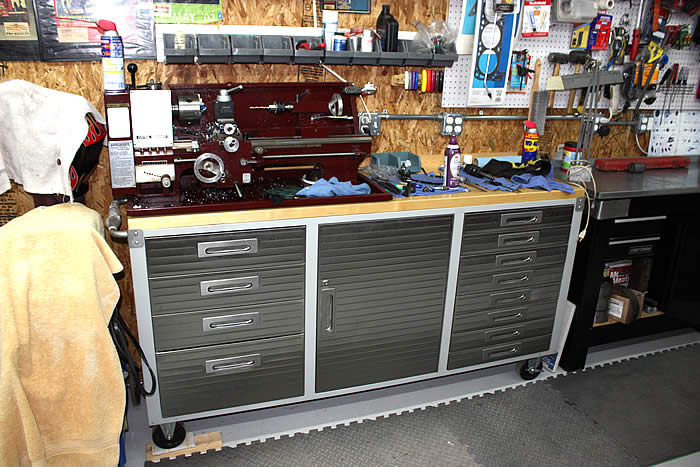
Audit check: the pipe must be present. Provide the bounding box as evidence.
[105,199,128,240]
[376,112,638,125]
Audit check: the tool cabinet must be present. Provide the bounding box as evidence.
[127,193,583,432]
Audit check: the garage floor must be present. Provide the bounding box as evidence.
[128,330,700,466]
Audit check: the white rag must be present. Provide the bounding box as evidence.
[0,79,106,199]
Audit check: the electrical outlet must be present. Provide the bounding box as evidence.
[635,114,653,134]
[440,113,465,136]
[359,112,381,136]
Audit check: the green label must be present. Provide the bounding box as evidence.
[154,2,223,24]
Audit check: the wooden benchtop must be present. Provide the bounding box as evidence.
[128,186,584,230]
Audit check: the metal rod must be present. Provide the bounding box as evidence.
[375,113,637,125]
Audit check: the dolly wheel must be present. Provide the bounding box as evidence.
[517,360,542,381]
[152,422,186,449]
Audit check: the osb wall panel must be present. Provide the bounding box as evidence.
[0,0,645,349]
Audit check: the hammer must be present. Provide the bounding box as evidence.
[547,53,569,108]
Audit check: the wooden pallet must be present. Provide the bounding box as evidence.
[146,431,222,463]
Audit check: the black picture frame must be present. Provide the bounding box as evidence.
[0,0,41,61]
[322,0,371,13]
[33,0,155,61]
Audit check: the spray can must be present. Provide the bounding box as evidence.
[99,20,125,92]
[561,141,579,172]
[444,135,461,188]
[522,120,539,163]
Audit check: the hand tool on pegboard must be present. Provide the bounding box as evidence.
[300,0,323,81]
[529,59,548,137]
[547,53,568,108]
[630,0,648,60]
[567,64,582,113]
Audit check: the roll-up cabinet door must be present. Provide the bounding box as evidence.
[316,215,452,392]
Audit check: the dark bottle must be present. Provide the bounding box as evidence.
[376,5,399,52]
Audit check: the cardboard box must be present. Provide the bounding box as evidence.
[607,287,646,324]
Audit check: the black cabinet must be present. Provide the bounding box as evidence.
[315,216,453,392]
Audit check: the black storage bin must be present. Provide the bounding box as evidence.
[431,43,458,67]
[351,38,381,65]
[197,34,231,64]
[292,36,324,64]
[164,33,197,64]
[230,35,262,63]
[377,40,408,66]
[262,35,293,64]
[403,39,433,67]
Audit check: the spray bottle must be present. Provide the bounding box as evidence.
[99,20,125,93]
[522,120,538,163]
[444,135,461,188]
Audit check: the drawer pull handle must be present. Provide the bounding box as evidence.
[608,236,661,246]
[197,238,259,258]
[493,312,524,322]
[487,347,519,358]
[498,231,540,248]
[211,360,256,371]
[499,275,529,285]
[320,286,336,335]
[501,211,542,227]
[502,256,532,265]
[202,312,260,333]
[488,329,522,341]
[205,353,261,374]
[209,319,254,329]
[495,293,528,304]
[200,276,260,296]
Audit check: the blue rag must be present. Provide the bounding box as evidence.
[296,177,371,197]
[410,171,470,194]
[460,170,514,191]
[510,169,575,194]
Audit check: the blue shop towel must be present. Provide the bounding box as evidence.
[460,171,514,191]
[411,173,444,185]
[410,171,470,194]
[296,177,371,198]
[510,170,575,194]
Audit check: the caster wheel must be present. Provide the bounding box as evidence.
[152,422,186,449]
[517,360,542,381]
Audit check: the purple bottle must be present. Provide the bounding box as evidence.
[444,135,461,188]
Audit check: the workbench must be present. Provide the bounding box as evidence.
[126,185,584,440]
[561,157,700,371]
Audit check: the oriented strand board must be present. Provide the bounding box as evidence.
[0,0,644,350]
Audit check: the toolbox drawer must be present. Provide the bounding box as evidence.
[149,266,304,315]
[463,206,573,234]
[145,227,305,278]
[152,299,304,351]
[462,225,570,254]
[457,263,564,295]
[452,301,557,333]
[447,335,551,370]
[449,317,555,353]
[455,284,561,313]
[157,334,304,417]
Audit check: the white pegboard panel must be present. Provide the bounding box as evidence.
[442,0,700,109]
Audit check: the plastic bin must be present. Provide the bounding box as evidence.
[262,35,293,64]
[230,35,262,63]
[377,40,408,66]
[403,40,433,67]
[350,38,381,65]
[163,33,197,64]
[431,43,458,67]
[292,36,324,64]
[370,152,422,173]
[197,34,230,64]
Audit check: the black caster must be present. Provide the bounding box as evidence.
[152,422,186,449]
[517,359,542,381]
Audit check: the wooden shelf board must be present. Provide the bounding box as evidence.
[593,311,665,328]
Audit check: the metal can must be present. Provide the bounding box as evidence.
[332,36,347,51]
[561,141,580,172]
[101,28,125,92]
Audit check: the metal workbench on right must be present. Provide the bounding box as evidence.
[560,156,700,371]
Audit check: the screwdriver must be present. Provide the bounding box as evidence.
[462,164,520,192]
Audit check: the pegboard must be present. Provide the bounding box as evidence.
[442,0,700,109]
[649,110,700,156]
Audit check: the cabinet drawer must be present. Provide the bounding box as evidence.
[447,335,551,370]
[463,206,573,234]
[455,284,561,313]
[152,300,304,351]
[450,317,554,353]
[145,227,305,278]
[459,246,567,272]
[149,266,304,315]
[457,263,564,295]
[462,225,570,254]
[452,301,557,333]
[157,334,304,417]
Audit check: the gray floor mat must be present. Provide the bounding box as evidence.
[547,344,700,466]
[152,382,637,466]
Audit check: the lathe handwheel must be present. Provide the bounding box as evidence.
[193,153,225,184]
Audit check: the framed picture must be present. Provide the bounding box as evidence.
[322,0,370,13]
[34,0,155,61]
[0,0,41,61]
